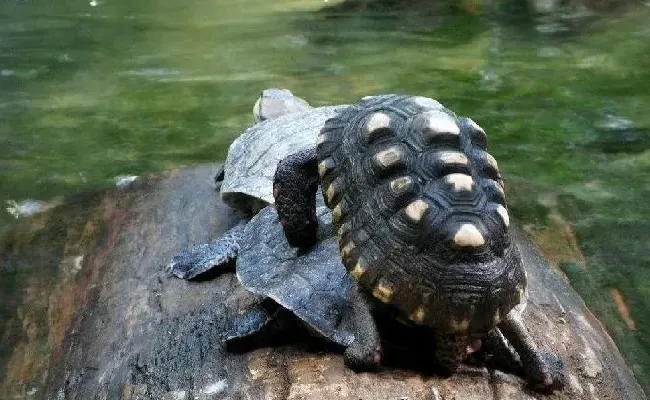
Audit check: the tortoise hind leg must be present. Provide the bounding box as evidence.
[341,284,382,371]
[167,222,246,280]
[499,308,565,392]
[274,148,320,248]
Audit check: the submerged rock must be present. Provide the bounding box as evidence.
[586,114,650,154]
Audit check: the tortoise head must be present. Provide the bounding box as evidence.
[442,240,527,325]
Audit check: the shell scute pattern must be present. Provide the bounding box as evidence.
[318,157,337,180]
[471,148,502,184]
[317,118,352,161]
[404,111,462,152]
[352,233,384,286]
[419,110,461,145]
[361,112,393,144]
[388,209,428,244]
[459,116,488,150]
[414,151,471,181]
[317,95,517,328]
[372,176,419,221]
[480,179,506,206]
[371,145,408,173]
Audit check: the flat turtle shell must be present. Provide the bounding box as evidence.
[167,194,356,348]
[236,199,355,346]
[220,100,347,213]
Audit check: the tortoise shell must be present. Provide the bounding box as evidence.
[315,95,526,335]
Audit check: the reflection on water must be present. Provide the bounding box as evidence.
[1,0,649,392]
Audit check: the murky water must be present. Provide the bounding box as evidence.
[1,0,649,392]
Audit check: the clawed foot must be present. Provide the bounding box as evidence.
[344,343,382,371]
[525,349,565,392]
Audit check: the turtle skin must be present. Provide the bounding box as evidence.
[167,199,381,370]
[273,94,564,392]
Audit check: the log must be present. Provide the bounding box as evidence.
[0,164,646,400]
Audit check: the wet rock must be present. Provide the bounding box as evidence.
[0,164,646,400]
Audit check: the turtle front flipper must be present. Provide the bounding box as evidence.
[274,148,320,248]
[166,222,247,280]
[499,307,565,392]
[341,284,382,371]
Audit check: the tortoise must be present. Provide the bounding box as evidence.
[272,94,564,391]
[215,88,348,214]
[166,197,381,366]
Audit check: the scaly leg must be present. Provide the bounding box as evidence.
[341,283,382,371]
[499,308,565,392]
[273,148,320,248]
[167,222,246,280]
[471,328,525,377]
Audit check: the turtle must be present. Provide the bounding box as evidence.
[215,88,348,214]
[272,94,565,391]
[167,197,383,368]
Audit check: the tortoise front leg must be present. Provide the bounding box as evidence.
[341,283,382,371]
[499,307,565,392]
[273,148,320,248]
[479,328,525,377]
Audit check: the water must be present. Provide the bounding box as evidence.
[1,0,649,392]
